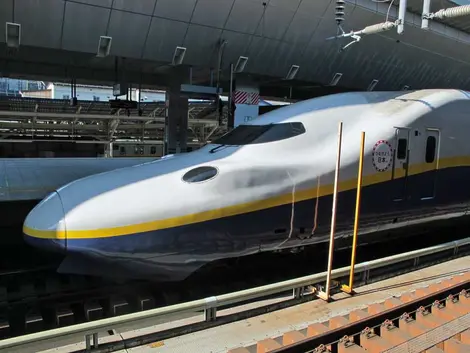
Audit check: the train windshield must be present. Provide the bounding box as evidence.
[212,122,305,145]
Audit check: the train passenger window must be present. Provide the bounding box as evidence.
[212,122,306,145]
[425,136,436,163]
[119,146,126,155]
[113,144,119,151]
[150,146,157,155]
[397,139,407,160]
[183,166,218,183]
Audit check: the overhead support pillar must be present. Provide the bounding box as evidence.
[233,76,259,127]
[105,142,114,158]
[164,81,188,155]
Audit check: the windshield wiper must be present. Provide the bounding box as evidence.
[209,144,239,154]
[209,144,226,153]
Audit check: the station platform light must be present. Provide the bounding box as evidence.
[172,46,186,66]
[367,79,379,91]
[234,56,249,73]
[285,65,300,80]
[329,73,343,86]
[5,22,21,48]
[97,36,112,57]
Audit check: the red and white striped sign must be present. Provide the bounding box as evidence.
[234,90,260,105]
[250,92,260,105]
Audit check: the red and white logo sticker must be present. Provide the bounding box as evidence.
[372,140,393,172]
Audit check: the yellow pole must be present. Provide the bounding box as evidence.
[342,131,365,294]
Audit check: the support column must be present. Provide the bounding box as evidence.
[164,82,188,155]
[104,142,113,158]
[233,77,259,127]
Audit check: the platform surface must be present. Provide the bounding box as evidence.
[34,255,469,353]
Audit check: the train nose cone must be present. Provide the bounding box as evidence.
[23,191,67,253]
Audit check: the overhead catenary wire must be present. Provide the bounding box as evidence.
[326,20,398,51]
[422,4,470,30]
[329,0,401,51]
[430,5,470,19]
[385,0,396,22]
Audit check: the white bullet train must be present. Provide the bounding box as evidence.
[22,89,470,281]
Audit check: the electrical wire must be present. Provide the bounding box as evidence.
[367,0,396,23]
[385,0,395,22]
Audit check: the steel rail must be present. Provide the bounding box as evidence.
[0,236,469,351]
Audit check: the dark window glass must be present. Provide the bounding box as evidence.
[212,122,306,146]
[183,166,218,183]
[119,146,126,155]
[397,138,407,160]
[113,144,119,150]
[425,136,436,163]
[150,146,157,155]
[134,146,144,155]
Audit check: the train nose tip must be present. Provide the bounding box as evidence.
[23,191,67,253]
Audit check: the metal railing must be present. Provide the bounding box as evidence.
[1,237,469,351]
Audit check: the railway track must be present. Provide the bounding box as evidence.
[1,223,469,341]
[228,273,470,352]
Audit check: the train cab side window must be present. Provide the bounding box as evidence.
[212,122,306,145]
[425,136,436,163]
[397,139,407,160]
[256,122,306,143]
[150,146,157,155]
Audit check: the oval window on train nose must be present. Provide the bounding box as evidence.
[182,166,218,183]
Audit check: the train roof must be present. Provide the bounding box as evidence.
[246,89,470,126]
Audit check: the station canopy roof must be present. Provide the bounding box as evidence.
[0,0,469,93]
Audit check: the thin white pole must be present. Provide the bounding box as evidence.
[324,121,343,301]
[397,0,408,34]
[421,0,431,29]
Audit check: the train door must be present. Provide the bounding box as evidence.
[392,128,410,201]
[419,129,439,200]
